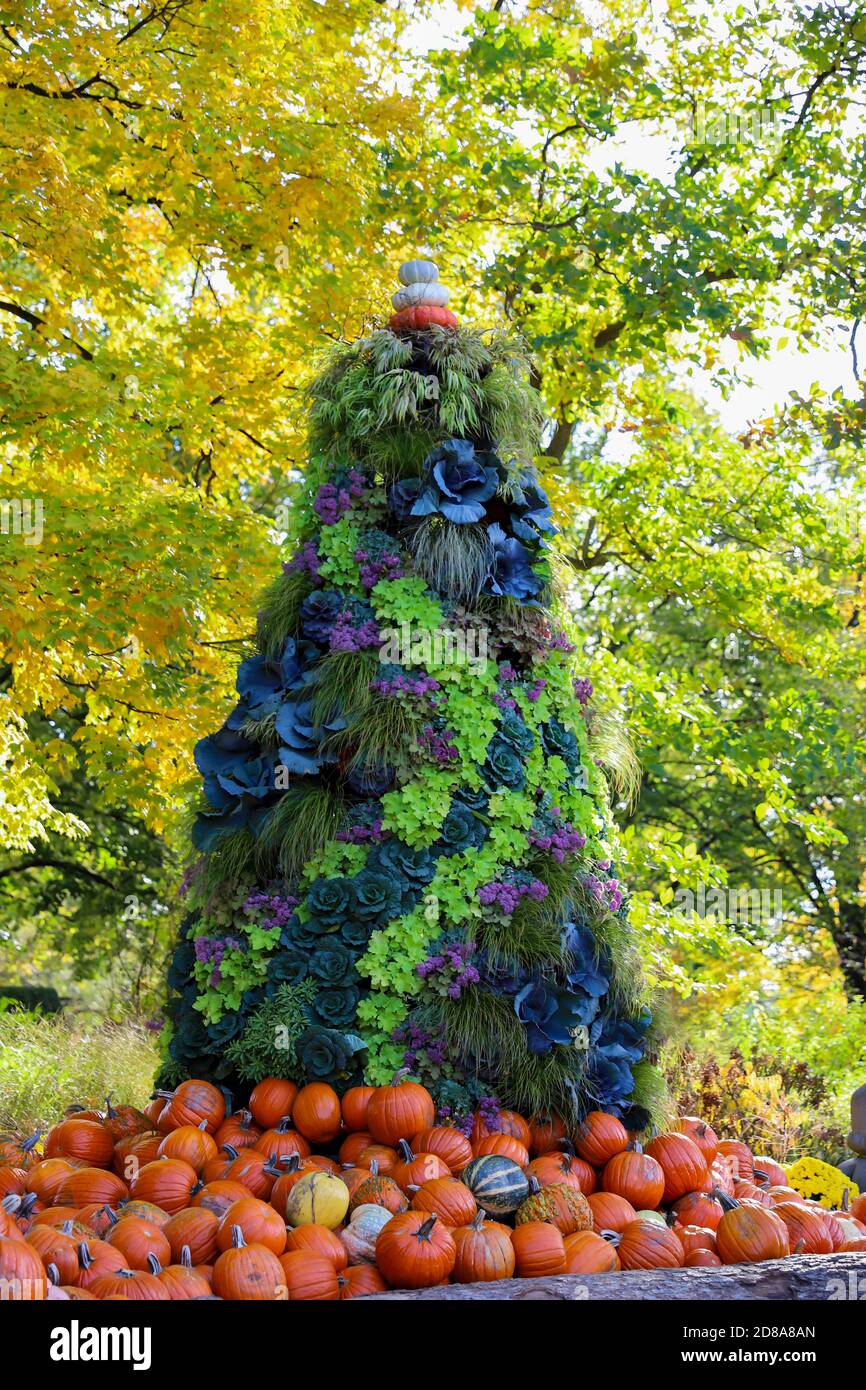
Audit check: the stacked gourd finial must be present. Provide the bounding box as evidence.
[388,257,458,333]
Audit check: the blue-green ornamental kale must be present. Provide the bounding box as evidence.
[160,305,655,1127]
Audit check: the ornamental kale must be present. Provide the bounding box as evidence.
[483,735,526,791]
[484,523,544,602]
[410,439,500,525]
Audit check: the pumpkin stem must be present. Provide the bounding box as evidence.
[104,1094,117,1119]
[60,1220,74,1237]
[841,1188,850,1213]
[368,1159,379,1177]
[627,1139,643,1154]
[397,1139,415,1162]
[470,1209,486,1231]
[77,1241,94,1270]
[198,1119,208,1130]
[716,1192,739,1213]
[389,1068,412,1087]
[599,1228,622,1247]
[220,1143,240,1160]
[753,1168,769,1186]
[416,1213,438,1241]
[1,1194,21,1214]
[21,1130,42,1153]
[276,1115,294,1133]
[664,1209,678,1227]
[17,1192,37,1217]
[180,1245,193,1268]
[231,1223,246,1250]
[527,1176,541,1195]
[696,1123,707,1137]
[147,1253,163,1276]
[46,1262,61,1285]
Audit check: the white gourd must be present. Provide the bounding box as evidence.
[398,258,439,286]
[391,282,450,310]
[339,1203,393,1264]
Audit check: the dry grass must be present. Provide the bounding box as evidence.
[0,1010,159,1134]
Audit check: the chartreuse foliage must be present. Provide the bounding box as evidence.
[160,316,658,1128]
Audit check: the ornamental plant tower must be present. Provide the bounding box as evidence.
[161,259,662,1132]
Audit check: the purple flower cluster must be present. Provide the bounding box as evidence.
[243,889,299,931]
[336,801,388,844]
[493,689,518,713]
[527,678,547,703]
[355,548,404,591]
[391,1020,448,1069]
[435,1106,474,1137]
[313,469,367,525]
[548,627,576,653]
[417,941,480,999]
[584,865,624,913]
[574,676,593,707]
[370,671,441,702]
[529,806,587,863]
[284,541,321,581]
[498,662,517,683]
[193,934,245,986]
[418,724,459,763]
[475,1094,502,1132]
[328,608,381,652]
[478,872,549,916]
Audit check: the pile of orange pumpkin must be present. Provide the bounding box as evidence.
[2,1075,865,1300]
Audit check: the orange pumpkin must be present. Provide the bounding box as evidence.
[409,1176,477,1228]
[192,1179,251,1221]
[528,1113,567,1156]
[526,1149,596,1195]
[163,1206,219,1265]
[772,1201,833,1255]
[573,1111,630,1166]
[217,1197,286,1256]
[211,1226,285,1301]
[587,1191,636,1233]
[341,1086,376,1133]
[278,1249,340,1300]
[248,1078,298,1130]
[470,1108,531,1151]
[715,1199,790,1264]
[563,1229,620,1273]
[375,1211,456,1288]
[389,305,458,333]
[716,1139,754,1181]
[410,1127,473,1176]
[339,1132,373,1167]
[129,1159,199,1214]
[46,1119,114,1169]
[105,1217,171,1271]
[472,1133,529,1167]
[254,1117,311,1162]
[367,1074,435,1147]
[292,1084,342,1144]
[645,1133,708,1203]
[338,1264,389,1298]
[684,1248,722,1267]
[602,1146,665,1210]
[391,1140,452,1191]
[451,1210,515,1284]
[671,1189,724,1231]
[676,1116,719,1164]
[156,1080,225,1135]
[284,1223,348,1271]
[214,1109,262,1152]
[157,1123,218,1174]
[612,1218,685,1270]
[511,1220,566,1277]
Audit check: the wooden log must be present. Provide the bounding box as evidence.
[367,1252,866,1300]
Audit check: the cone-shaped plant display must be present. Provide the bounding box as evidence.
[160,260,661,1131]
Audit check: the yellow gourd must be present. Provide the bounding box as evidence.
[285,1171,349,1230]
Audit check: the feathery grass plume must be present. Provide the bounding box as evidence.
[362,423,440,481]
[255,783,345,879]
[332,691,427,773]
[627,1060,674,1132]
[193,829,257,899]
[256,569,311,656]
[310,649,378,727]
[225,980,318,1082]
[587,705,642,813]
[425,325,492,379]
[409,518,494,604]
[361,328,414,374]
[239,708,280,751]
[473,911,563,971]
